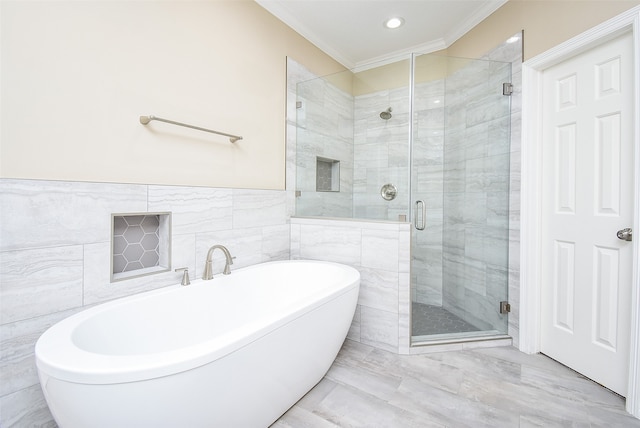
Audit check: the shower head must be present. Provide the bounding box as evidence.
[380,107,392,120]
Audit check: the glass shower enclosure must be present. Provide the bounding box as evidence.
[295,52,511,345]
[410,54,511,343]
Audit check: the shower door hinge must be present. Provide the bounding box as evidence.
[296,101,303,109]
[499,301,511,314]
[502,83,513,96]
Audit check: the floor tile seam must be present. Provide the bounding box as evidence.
[348,355,462,390]
[357,357,469,387]
[516,377,612,402]
[388,382,517,428]
[321,377,408,410]
[583,403,640,425]
[301,408,341,428]
[455,373,556,400]
[455,378,597,422]
[328,360,405,385]
[394,375,464,397]
[381,400,453,428]
[312,382,431,427]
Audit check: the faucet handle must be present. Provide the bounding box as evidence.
[174,267,191,286]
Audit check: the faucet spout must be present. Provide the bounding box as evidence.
[202,245,234,280]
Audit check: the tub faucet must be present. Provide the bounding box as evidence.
[202,245,234,280]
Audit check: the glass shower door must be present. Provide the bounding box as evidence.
[410,53,512,343]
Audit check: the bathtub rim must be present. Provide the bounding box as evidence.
[35,260,360,385]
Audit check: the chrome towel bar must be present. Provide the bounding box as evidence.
[139,115,243,143]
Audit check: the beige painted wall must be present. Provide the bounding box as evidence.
[0,0,344,190]
[448,0,640,61]
[3,1,639,190]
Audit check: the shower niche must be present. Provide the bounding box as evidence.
[111,212,172,282]
[316,157,340,192]
[294,39,516,346]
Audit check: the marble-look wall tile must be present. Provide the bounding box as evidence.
[358,267,399,313]
[360,306,399,352]
[361,229,399,272]
[347,305,361,342]
[261,224,291,263]
[289,223,301,258]
[0,306,81,397]
[291,218,409,354]
[0,179,147,252]
[83,234,196,305]
[196,228,264,277]
[438,47,514,335]
[0,384,56,428]
[0,246,83,324]
[232,189,287,229]
[298,225,362,265]
[148,185,232,235]
[398,271,411,353]
[292,61,355,219]
[1,178,296,428]
[483,33,523,346]
[398,226,411,273]
[353,87,411,222]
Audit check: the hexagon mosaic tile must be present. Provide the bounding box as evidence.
[112,215,161,273]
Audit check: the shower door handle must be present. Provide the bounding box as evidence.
[414,200,426,230]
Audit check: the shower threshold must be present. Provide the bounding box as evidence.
[411,331,511,347]
[410,302,510,347]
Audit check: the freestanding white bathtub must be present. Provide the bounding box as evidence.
[35,260,360,428]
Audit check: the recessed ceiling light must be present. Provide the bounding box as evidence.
[384,17,404,29]
[506,35,520,44]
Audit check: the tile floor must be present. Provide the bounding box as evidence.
[272,340,640,427]
[412,303,480,336]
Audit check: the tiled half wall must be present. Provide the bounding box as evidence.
[290,217,412,353]
[0,178,289,427]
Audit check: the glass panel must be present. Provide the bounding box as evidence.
[295,70,355,217]
[295,59,411,221]
[410,53,511,343]
[293,52,511,345]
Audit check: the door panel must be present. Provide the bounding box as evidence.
[541,32,633,396]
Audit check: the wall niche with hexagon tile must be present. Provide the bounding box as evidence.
[111,212,171,281]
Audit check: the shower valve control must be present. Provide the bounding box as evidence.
[380,183,397,201]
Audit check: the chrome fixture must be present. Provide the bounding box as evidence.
[202,245,234,280]
[380,183,397,201]
[174,267,191,286]
[414,200,426,230]
[617,228,633,241]
[139,115,243,143]
[499,301,511,314]
[379,107,392,120]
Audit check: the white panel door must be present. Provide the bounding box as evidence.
[541,32,634,396]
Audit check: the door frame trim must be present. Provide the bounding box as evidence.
[520,6,640,417]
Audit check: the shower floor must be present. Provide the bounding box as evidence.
[411,302,480,336]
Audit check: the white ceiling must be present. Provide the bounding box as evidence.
[256,0,507,70]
